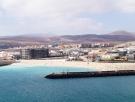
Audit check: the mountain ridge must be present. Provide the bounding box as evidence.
[0,30,135,48]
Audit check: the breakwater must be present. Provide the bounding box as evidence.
[45,70,135,79]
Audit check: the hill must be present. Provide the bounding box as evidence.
[0,30,135,49]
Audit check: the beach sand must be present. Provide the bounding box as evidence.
[13,59,135,71]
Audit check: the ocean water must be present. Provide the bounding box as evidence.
[0,65,135,102]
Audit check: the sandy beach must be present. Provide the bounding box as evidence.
[12,59,135,71]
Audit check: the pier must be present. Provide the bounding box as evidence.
[45,70,135,79]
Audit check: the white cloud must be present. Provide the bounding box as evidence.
[0,0,107,35]
[0,0,111,17]
[0,0,135,35]
[44,17,104,34]
[0,0,135,17]
[116,0,135,13]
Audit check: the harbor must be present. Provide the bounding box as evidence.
[1,65,135,102]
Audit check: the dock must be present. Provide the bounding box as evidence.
[45,70,135,79]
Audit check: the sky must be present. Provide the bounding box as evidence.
[0,0,135,36]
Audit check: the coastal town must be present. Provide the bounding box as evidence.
[1,41,135,71]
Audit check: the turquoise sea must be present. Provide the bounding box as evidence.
[0,65,135,102]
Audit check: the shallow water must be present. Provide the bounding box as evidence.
[0,65,135,102]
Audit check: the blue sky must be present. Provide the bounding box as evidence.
[0,0,135,36]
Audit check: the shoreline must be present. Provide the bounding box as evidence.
[12,59,135,71]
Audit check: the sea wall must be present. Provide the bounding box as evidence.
[45,70,135,79]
